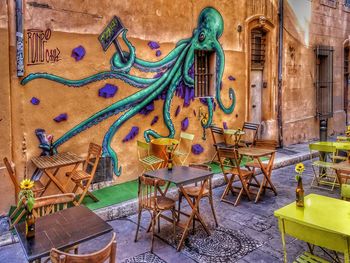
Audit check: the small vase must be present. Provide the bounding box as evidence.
[296,177,304,207]
[25,211,35,239]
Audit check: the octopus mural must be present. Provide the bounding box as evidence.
[21,7,236,176]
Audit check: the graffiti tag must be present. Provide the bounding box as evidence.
[26,29,61,66]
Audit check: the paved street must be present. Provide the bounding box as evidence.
[0,160,340,262]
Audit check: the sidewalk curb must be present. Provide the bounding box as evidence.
[0,149,313,247]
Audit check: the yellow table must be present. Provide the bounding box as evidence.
[150,138,179,166]
[274,194,350,263]
[312,141,350,151]
[224,129,245,147]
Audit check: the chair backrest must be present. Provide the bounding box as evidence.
[217,147,241,173]
[210,125,225,146]
[50,232,116,263]
[254,139,278,150]
[137,140,150,159]
[189,164,212,188]
[83,143,102,176]
[3,157,20,203]
[178,132,195,152]
[32,193,75,218]
[137,175,160,210]
[242,122,260,144]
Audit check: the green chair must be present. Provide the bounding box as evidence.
[334,168,350,200]
[137,140,164,172]
[309,143,338,191]
[294,252,329,263]
[173,132,195,166]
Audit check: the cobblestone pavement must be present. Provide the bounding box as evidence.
[0,160,340,262]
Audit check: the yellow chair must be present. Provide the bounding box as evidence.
[137,140,164,172]
[309,143,338,191]
[173,132,195,165]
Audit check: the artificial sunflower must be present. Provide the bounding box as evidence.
[20,179,34,190]
[295,163,305,174]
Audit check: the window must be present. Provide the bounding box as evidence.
[194,50,215,97]
[251,29,266,70]
[315,45,334,119]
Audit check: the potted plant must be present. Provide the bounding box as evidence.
[18,179,36,239]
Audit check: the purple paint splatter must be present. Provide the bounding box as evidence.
[223,122,228,130]
[71,45,86,61]
[181,117,189,131]
[228,75,236,81]
[155,50,162,57]
[148,41,160,50]
[30,97,40,105]
[151,116,159,126]
[54,113,68,122]
[153,72,164,78]
[122,126,139,142]
[139,101,154,115]
[192,144,204,155]
[99,84,118,98]
[175,105,181,117]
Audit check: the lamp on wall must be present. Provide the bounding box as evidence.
[198,106,209,140]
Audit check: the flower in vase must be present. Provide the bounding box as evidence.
[295,162,305,181]
[18,179,35,212]
[20,179,34,190]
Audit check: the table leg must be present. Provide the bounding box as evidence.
[255,155,277,203]
[177,180,211,251]
[43,168,67,194]
[278,219,287,263]
[41,168,60,195]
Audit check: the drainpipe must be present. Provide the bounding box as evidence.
[277,0,284,147]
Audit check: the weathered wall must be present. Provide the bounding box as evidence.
[282,0,350,145]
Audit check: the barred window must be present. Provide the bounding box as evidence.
[315,45,334,119]
[251,29,266,69]
[194,50,215,97]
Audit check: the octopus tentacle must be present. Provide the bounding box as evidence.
[175,37,191,47]
[130,42,188,72]
[214,41,235,114]
[201,98,213,129]
[111,30,135,72]
[103,46,190,174]
[53,77,165,148]
[182,45,195,87]
[21,71,158,88]
[143,66,183,142]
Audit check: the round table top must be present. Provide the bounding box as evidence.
[151,138,179,146]
[224,129,245,135]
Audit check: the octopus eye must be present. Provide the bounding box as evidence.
[198,31,206,42]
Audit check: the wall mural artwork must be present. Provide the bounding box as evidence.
[21,7,236,176]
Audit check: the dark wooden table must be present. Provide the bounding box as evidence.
[31,152,84,195]
[15,206,113,262]
[144,166,213,251]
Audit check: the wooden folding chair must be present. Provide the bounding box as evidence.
[245,139,277,170]
[134,175,176,253]
[173,132,195,165]
[210,125,234,162]
[239,122,260,147]
[68,143,102,205]
[309,143,338,191]
[137,140,164,172]
[217,147,255,206]
[177,164,218,229]
[3,157,45,203]
[51,232,116,263]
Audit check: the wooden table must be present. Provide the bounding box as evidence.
[274,194,350,263]
[15,206,113,262]
[238,147,277,202]
[224,129,245,147]
[150,138,179,166]
[144,166,213,251]
[31,152,84,195]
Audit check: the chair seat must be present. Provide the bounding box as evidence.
[294,251,329,263]
[245,161,268,169]
[312,160,333,168]
[214,142,234,149]
[151,196,175,210]
[141,155,164,165]
[181,186,209,197]
[224,167,254,177]
[70,170,91,182]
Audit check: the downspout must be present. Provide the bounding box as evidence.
[277,0,284,147]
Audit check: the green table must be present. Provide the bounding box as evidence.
[274,194,350,263]
[312,141,350,151]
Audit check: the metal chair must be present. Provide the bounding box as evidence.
[134,175,176,253]
[3,157,45,203]
[239,122,260,147]
[177,164,218,229]
[50,232,116,263]
[309,143,338,191]
[217,147,255,206]
[68,143,102,205]
[173,132,195,166]
[137,140,164,172]
[334,169,350,201]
